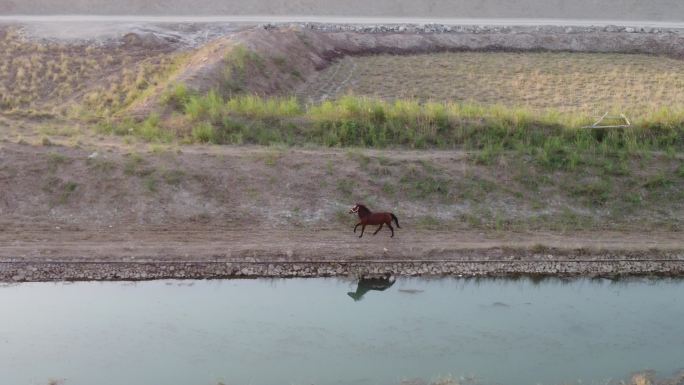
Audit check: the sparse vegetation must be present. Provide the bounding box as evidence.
[134,114,173,143]
[191,122,216,143]
[569,180,613,206]
[58,181,78,204]
[262,150,281,167]
[416,215,441,228]
[46,152,71,172]
[144,176,158,192]
[221,45,267,94]
[47,152,68,164]
[87,157,117,173]
[643,173,674,190]
[39,125,80,137]
[399,165,451,201]
[124,153,152,176]
[162,169,184,186]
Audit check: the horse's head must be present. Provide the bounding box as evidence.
[350,203,372,217]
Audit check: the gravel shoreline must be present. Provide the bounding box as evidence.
[270,22,684,35]
[3,252,684,282]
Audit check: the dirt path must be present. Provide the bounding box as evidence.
[1,226,682,282]
[1,226,682,262]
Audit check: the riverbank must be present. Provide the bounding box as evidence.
[1,227,682,282]
[0,138,682,282]
[1,21,682,283]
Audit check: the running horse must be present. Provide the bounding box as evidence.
[349,203,401,238]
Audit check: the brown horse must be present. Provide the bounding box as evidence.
[349,203,401,238]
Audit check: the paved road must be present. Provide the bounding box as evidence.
[1,0,683,21]
[2,15,684,27]
[2,15,683,41]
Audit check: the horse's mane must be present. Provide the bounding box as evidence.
[356,204,372,216]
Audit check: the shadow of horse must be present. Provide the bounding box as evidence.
[347,275,396,301]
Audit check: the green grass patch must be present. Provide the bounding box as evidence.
[86,158,117,173]
[416,215,441,228]
[161,83,191,111]
[124,153,153,177]
[337,177,358,200]
[643,173,674,189]
[569,180,613,206]
[144,176,158,193]
[325,159,335,175]
[156,94,684,157]
[47,152,69,164]
[59,181,78,204]
[39,125,80,137]
[162,169,184,186]
[221,45,266,93]
[133,114,173,142]
[381,182,396,196]
[262,151,281,167]
[399,166,451,200]
[96,115,173,143]
[192,122,216,143]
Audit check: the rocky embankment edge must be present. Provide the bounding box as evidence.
[2,254,684,282]
[261,22,683,35]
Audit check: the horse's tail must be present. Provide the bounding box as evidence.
[391,213,401,228]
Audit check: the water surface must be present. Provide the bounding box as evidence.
[1,277,683,385]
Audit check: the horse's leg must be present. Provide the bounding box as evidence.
[387,223,395,238]
[354,223,361,233]
[373,223,384,235]
[359,224,366,238]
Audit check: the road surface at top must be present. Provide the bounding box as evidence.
[2,15,684,27]
[1,0,683,21]
[2,16,684,41]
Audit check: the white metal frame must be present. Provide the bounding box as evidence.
[583,112,631,129]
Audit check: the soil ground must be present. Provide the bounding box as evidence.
[2,226,682,263]
[1,23,683,280]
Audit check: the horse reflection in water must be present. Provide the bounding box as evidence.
[347,275,396,301]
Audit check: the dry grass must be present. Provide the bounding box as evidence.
[0,27,181,117]
[304,51,684,118]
